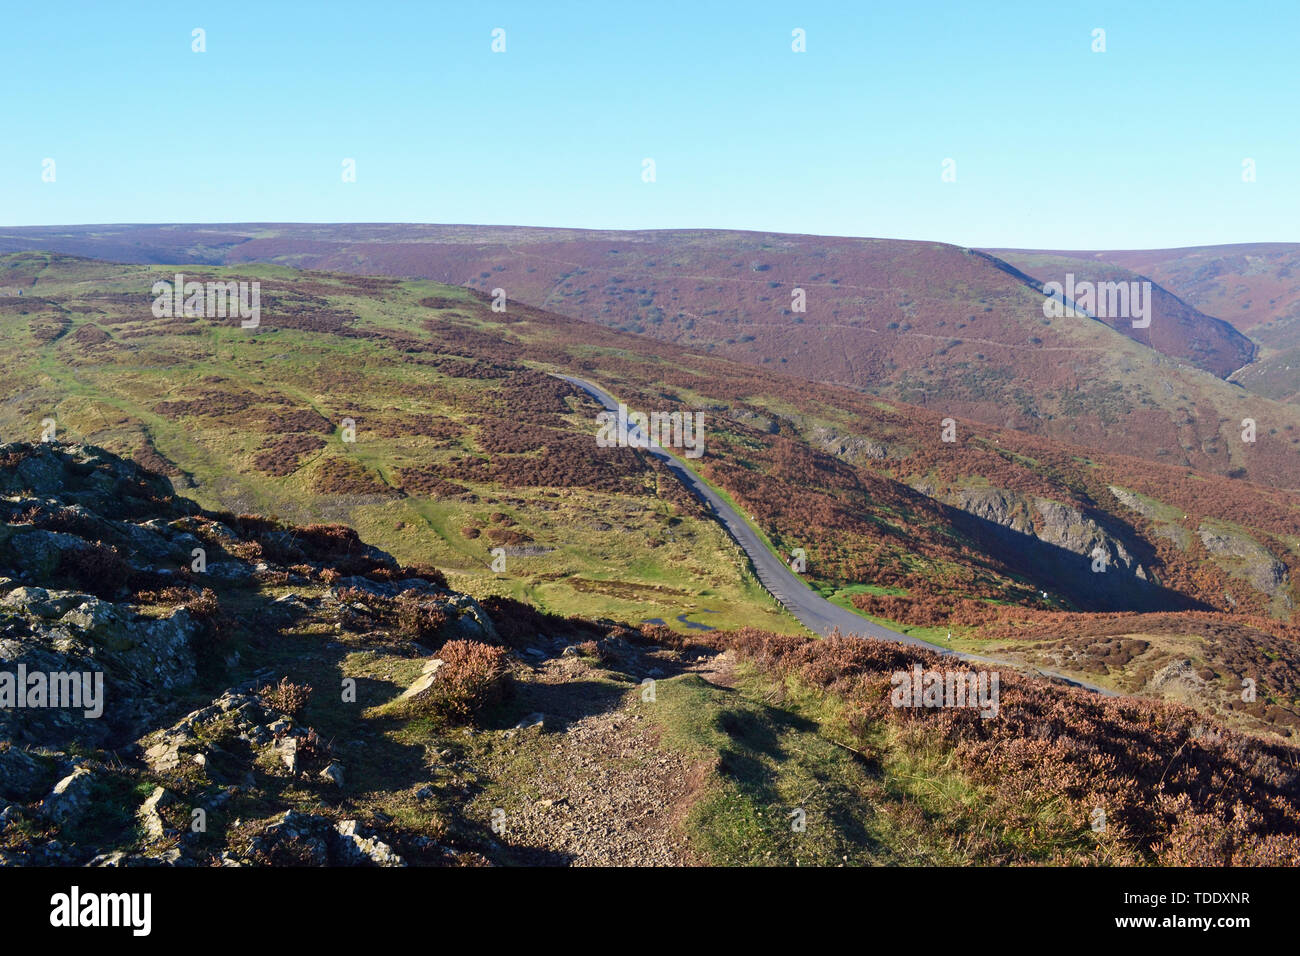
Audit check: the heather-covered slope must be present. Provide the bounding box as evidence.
[1066,243,1300,337]
[0,252,792,638]
[993,244,1300,407]
[0,252,1297,735]
[1,225,1295,486]
[2,442,1297,866]
[986,250,1257,376]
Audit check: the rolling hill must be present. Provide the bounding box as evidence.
[1,250,1297,738]
[993,244,1300,408]
[1,224,1295,489]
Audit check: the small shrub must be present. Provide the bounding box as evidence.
[185,587,222,619]
[261,677,313,718]
[58,542,130,596]
[296,727,332,763]
[394,595,449,644]
[420,640,509,720]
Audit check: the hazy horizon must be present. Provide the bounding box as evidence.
[3,220,1298,256]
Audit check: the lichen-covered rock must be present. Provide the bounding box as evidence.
[40,766,97,823]
[0,442,470,865]
[5,530,86,579]
[3,586,92,619]
[241,811,403,866]
[439,591,499,642]
[138,786,175,841]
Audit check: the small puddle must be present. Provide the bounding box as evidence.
[676,610,718,631]
[640,610,718,631]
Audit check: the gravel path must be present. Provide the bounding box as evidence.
[492,654,706,866]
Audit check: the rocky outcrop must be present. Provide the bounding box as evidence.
[41,766,98,822]
[244,810,405,866]
[328,576,498,643]
[927,485,1147,574]
[1109,486,1194,551]
[912,481,1173,610]
[0,583,200,749]
[810,426,892,463]
[0,441,487,865]
[729,407,778,435]
[1197,523,1292,610]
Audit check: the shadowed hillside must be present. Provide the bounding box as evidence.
[994,244,1300,407]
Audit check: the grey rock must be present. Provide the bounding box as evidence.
[138,786,175,841]
[1197,523,1291,607]
[272,737,299,773]
[3,586,93,619]
[333,819,405,867]
[514,712,547,731]
[399,658,446,701]
[41,767,97,822]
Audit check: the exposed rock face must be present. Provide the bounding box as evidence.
[930,485,1146,572]
[0,588,200,751]
[247,811,406,867]
[913,482,1172,610]
[0,442,217,749]
[0,747,56,802]
[137,786,175,841]
[41,766,98,822]
[1197,523,1292,610]
[0,442,490,865]
[1109,486,1194,551]
[332,819,404,866]
[810,426,891,462]
[440,591,499,642]
[729,407,778,435]
[1032,498,1146,580]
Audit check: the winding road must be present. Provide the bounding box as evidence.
[556,374,952,653]
[556,373,1115,695]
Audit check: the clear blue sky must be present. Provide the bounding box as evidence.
[3,0,1296,248]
